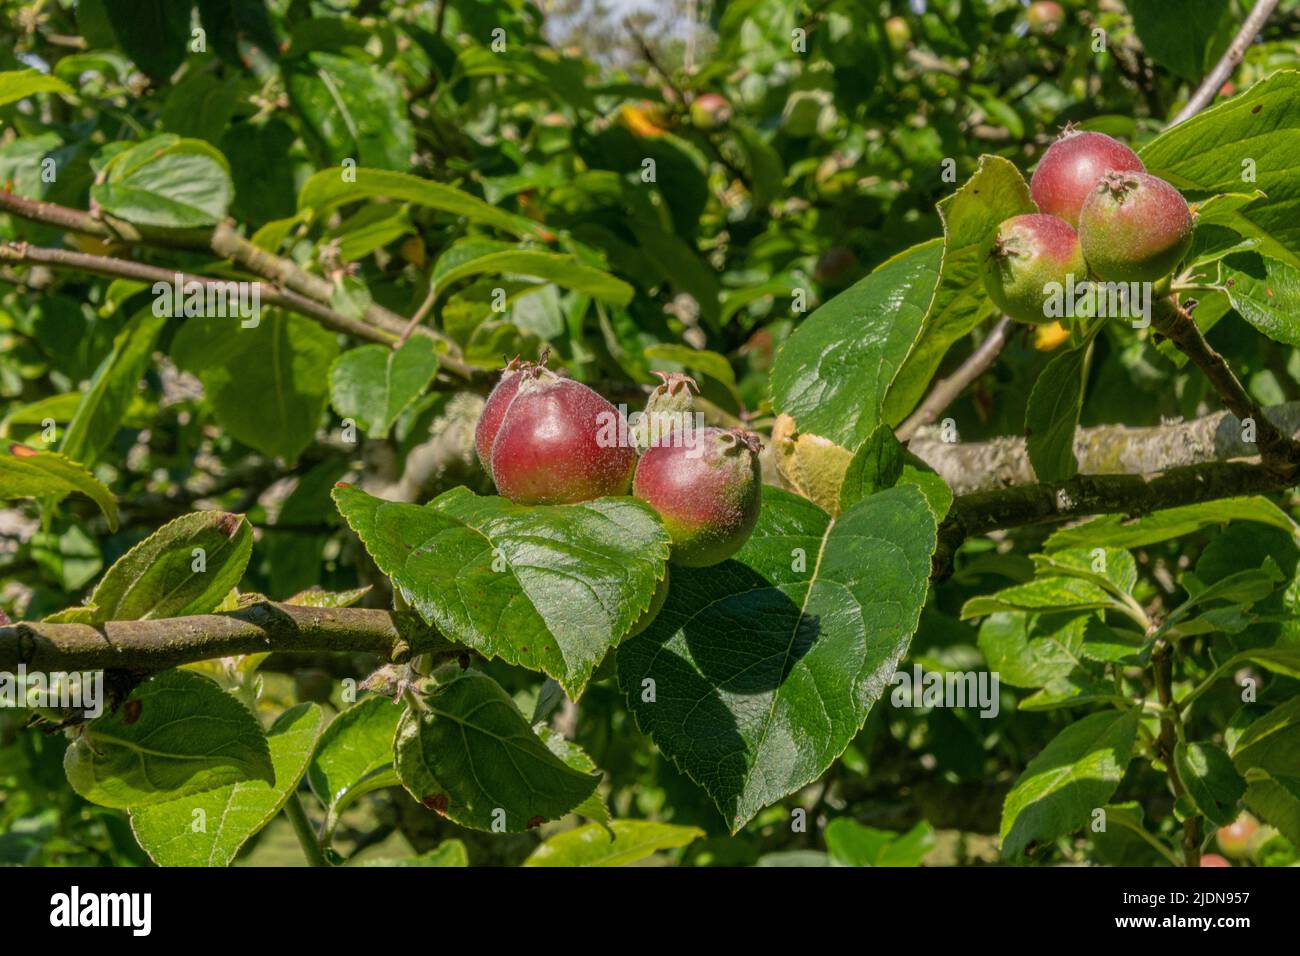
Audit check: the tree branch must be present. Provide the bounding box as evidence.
[909,401,1300,494]
[946,459,1283,539]
[896,317,1013,442]
[0,190,478,379]
[1168,0,1279,127]
[0,240,396,344]
[0,601,456,673]
[1152,296,1300,476]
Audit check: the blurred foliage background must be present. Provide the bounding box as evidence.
[3,0,1300,866]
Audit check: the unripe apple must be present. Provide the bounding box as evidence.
[633,427,762,568]
[1078,171,1194,283]
[1199,853,1232,867]
[884,16,912,51]
[1216,812,1260,860]
[690,93,732,131]
[1030,129,1145,227]
[1026,1,1066,35]
[489,369,637,505]
[981,213,1086,325]
[474,356,534,472]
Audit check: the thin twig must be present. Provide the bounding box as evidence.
[1169,0,1279,126]
[0,241,396,344]
[397,282,439,346]
[0,190,477,379]
[1151,296,1300,477]
[284,794,330,867]
[1152,639,1201,866]
[896,317,1012,442]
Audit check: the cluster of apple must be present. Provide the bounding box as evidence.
[1200,812,1273,867]
[981,128,1194,325]
[474,357,762,568]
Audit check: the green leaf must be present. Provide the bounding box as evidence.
[642,343,737,387]
[91,135,234,230]
[1226,645,1300,681]
[307,694,403,822]
[0,69,74,109]
[65,671,274,809]
[81,511,253,622]
[1194,192,1300,270]
[1019,668,1118,711]
[1165,564,1282,632]
[0,445,119,531]
[1221,252,1300,347]
[334,484,669,697]
[286,54,414,171]
[1031,548,1139,598]
[962,577,1116,620]
[334,204,413,262]
[536,724,610,828]
[883,154,1036,423]
[1175,741,1245,827]
[771,239,941,449]
[172,310,339,464]
[839,424,904,512]
[1232,698,1300,846]
[618,485,937,831]
[61,307,168,467]
[1045,497,1300,550]
[1141,72,1300,263]
[977,612,1087,689]
[523,819,704,867]
[393,670,600,832]
[352,840,469,867]
[298,167,544,240]
[754,850,840,867]
[434,248,633,308]
[130,704,325,867]
[160,73,241,145]
[1025,342,1091,482]
[824,819,936,867]
[99,0,190,81]
[0,393,82,436]
[1000,709,1140,859]
[329,338,439,439]
[196,0,279,67]
[1128,0,1234,82]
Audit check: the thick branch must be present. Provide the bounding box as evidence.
[0,241,395,344]
[1168,0,1280,127]
[910,402,1300,495]
[0,602,456,673]
[946,460,1282,539]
